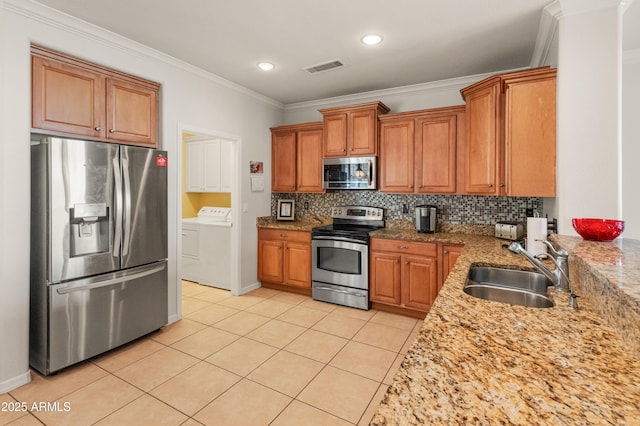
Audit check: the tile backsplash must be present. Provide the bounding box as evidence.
[272,191,542,225]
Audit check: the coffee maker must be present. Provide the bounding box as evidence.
[415,205,437,233]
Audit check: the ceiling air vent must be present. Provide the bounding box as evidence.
[304,60,344,74]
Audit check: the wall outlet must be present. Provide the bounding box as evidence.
[304,201,309,210]
[402,203,409,214]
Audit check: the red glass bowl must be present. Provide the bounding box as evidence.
[572,218,625,242]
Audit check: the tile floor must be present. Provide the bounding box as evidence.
[2,281,423,425]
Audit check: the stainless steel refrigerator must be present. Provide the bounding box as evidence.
[30,136,168,375]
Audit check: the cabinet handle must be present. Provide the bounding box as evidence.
[95,127,101,131]
[109,129,116,133]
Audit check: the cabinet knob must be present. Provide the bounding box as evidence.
[342,148,346,152]
[500,183,505,188]
[109,129,116,133]
[95,126,101,131]
[405,261,409,265]
[444,250,449,254]
[398,245,409,249]
[488,184,493,188]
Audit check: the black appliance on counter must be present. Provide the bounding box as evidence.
[415,204,437,233]
[311,206,384,310]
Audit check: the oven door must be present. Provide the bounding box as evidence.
[311,236,368,290]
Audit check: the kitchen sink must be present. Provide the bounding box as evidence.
[464,266,555,308]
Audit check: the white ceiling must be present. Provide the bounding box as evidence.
[34,0,640,105]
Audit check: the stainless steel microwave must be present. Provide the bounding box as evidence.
[322,156,376,190]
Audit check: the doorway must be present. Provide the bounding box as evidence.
[177,125,242,313]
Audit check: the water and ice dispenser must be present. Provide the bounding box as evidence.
[69,203,109,257]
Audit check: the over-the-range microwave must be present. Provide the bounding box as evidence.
[322,156,376,190]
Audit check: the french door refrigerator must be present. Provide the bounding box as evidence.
[30,135,168,375]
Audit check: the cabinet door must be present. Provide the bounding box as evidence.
[402,255,438,312]
[32,55,105,138]
[465,82,501,194]
[442,244,463,290]
[220,139,234,192]
[186,141,204,192]
[258,239,284,283]
[284,242,311,287]
[370,252,401,304]
[349,109,377,155]
[203,140,221,192]
[106,78,158,147]
[323,113,348,157]
[296,128,324,193]
[504,74,556,196]
[416,115,457,193]
[379,119,415,193]
[272,131,297,192]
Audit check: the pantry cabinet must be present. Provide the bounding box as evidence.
[185,139,233,192]
[31,45,159,147]
[258,229,312,294]
[271,122,324,193]
[319,102,389,157]
[379,106,464,194]
[460,67,556,196]
[370,238,438,317]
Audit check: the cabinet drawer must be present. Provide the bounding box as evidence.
[259,228,311,243]
[371,238,437,257]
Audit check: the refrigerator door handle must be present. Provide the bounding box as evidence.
[112,155,123,257]
[56,263,165,294]
[122,155,132,257]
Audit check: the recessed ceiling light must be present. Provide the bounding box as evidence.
[361,34,383,46]
[257,62,275,71]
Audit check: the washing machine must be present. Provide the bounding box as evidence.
[182,206,232,290]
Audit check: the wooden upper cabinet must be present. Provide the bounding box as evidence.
[31,45,160,148]
[106,78,158,146]
[32,55,106,139]
[271,122,324,193]
[296,126,324,192]
[379,106,463,194]
[461,78,501,195]
[379,118,415,193]
[460,67,557,197]
[503,69,557,196]
[271,130,297,192]
[320,102,389,157]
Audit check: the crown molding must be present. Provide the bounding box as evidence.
[557,0,633,17]
[530,1,561,67]
[1,0,284,109]
[282,69,527,111]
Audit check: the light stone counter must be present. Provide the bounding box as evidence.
[372,233,640,425]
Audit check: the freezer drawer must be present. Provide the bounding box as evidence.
[35,261,168,375]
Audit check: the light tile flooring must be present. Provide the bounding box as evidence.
[3,281,423,425]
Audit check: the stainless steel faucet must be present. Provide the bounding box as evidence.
[506,240,571,293]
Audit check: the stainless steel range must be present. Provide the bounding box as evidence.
[311,206,384,310]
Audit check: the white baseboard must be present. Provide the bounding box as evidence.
[0,370,31,394]
[238,281,261,295]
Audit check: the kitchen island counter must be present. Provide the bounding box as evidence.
[372,233,640,425]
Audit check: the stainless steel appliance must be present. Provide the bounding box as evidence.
[415,205,437,233]
[311,206,384,310]
[495,221,524,240]
[30,136,168,375]
[322,156,376,190]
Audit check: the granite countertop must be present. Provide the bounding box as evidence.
[256,215,331,231]
[372,233,640,425]
[255,217,640,424]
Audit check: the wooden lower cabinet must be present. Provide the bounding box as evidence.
[258,229,311,295]
[441,244,463,288]
[370,238,438,318]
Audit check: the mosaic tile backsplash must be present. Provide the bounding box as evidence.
[271,191,543,225]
